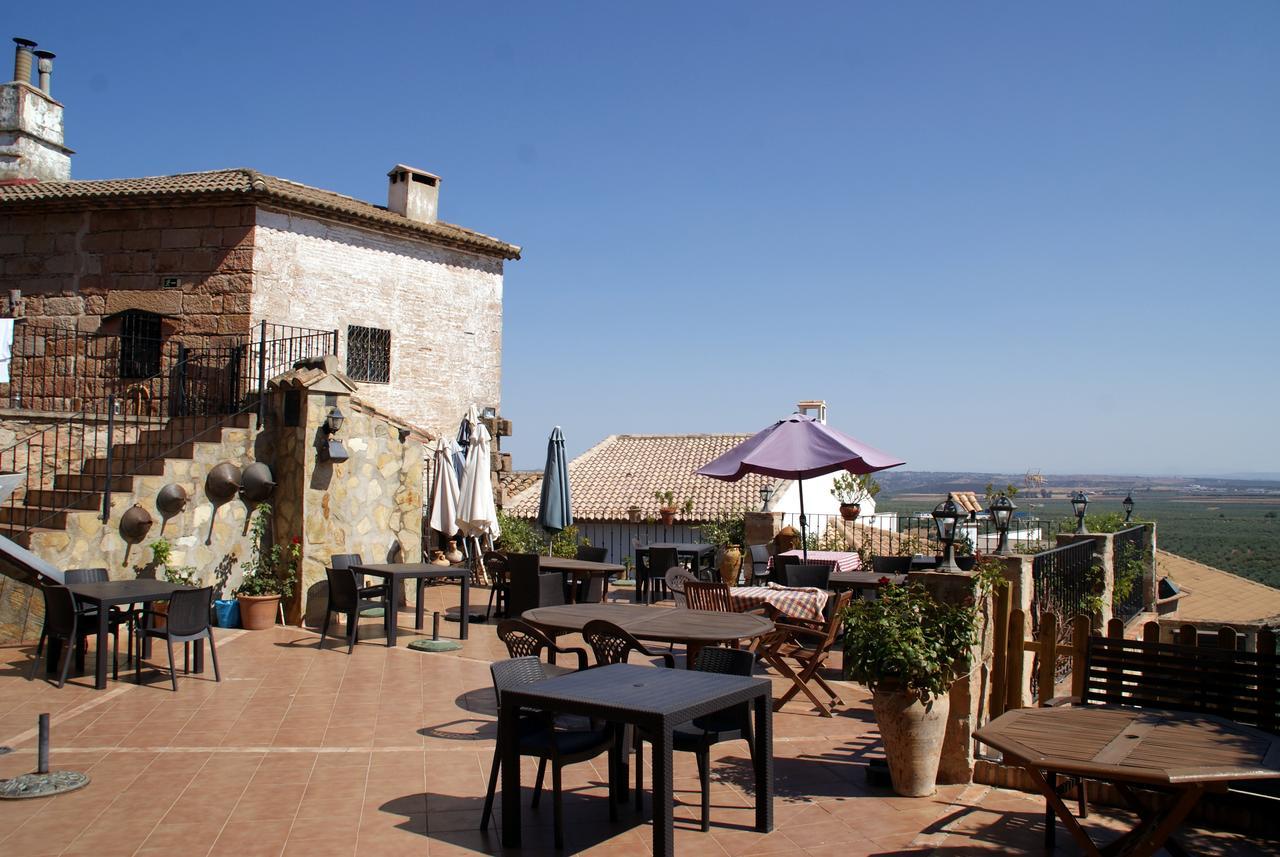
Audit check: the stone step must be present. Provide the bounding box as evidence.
[0,506,68,529]
[55,474,136,493]
[81,458,166,477]
[108,442,194,463]
[25,489,103,511]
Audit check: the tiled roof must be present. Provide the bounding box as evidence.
[496,470,543,506]
[0,169,521,260]
[506,434,785,522]
[1158,549,1280,625]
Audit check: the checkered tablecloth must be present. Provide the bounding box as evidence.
[730,584,828,622]
[767,549,862,573]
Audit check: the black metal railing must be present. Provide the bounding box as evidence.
[1112,525,1147,621]
[777,511,1070,557]
[1031,539,1098,630]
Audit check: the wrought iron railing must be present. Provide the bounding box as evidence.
[1031,539,1098,630]
[777,511,1069,557]
[1112,525,1148,621]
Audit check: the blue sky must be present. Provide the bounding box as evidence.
[13,3,1279,475]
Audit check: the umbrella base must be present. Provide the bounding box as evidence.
[407,638,462,653]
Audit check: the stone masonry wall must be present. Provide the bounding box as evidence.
[250,208,503,438]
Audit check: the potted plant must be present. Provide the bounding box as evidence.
[627,505,642,524]
[699,509,746,585]
[145,538,201,628]
[653,491,693,527]
[841,583,979,796]
[831,473,880,521]
[235,502,300,631]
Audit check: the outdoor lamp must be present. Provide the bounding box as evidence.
[989,493,1016,555]
[1071,490,1089,534]
[759,483,774,510]
[932,495,964,571]
[324,406,345,436]
[481,406,497,421]
[318,406,349,464]
[1123,492,1135,523]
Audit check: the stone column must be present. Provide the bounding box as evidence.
[1000,555,1035,711]
[744,511,781,549]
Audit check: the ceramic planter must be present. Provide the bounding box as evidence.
[839,503,861,521]
[658,508,675,527]
[719,546,742,585]
[237,594,280,631]
[871,688,950,797]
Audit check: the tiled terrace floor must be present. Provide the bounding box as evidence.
[0,584,1273,856]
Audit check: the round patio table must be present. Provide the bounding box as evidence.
[523,602,773,668]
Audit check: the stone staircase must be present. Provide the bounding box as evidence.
[0,413,255,549]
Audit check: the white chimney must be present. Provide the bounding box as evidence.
[386,164,440,224]
[1,36,72,182]
[797,400,827,423]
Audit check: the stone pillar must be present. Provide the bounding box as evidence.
[744,511,780,549]
[1000,555,1035,711]
[904,569,990,784]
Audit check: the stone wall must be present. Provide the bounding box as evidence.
[250,207,504,438]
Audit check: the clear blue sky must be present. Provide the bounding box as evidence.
[13,3,1279,475]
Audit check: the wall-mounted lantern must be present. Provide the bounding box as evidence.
[759,483,774,511]
[318,406,349,464]
[989,493,1016,555]
[1071,491,1089,534]
[1122,492,1135,523]
[932,495,964,571]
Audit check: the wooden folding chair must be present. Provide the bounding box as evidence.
[755,590,851,717]
[684,582,733,612]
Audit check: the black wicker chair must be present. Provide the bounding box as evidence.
[29,584,105,687]
[747,544,772,585]
[329,553,389,600]
[782,564,832,590]
[483,551,510,619]
[321,567,392,653]
[635,646,757,829]
[36,568,135,675]
[769,551,801,585]
[636,547,678,604]
[480,656,619,849]
[136,586,221,691]
[574,545,608,563]
[504,553,565,618]
[582,619,676,669]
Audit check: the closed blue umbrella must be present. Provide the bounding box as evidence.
[536,426,572,555]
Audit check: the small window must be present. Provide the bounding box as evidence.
[119,310,163,379]
[347,325,390,383]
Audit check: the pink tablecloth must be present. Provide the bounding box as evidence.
[730,584,828,622]
[767,549,861,573]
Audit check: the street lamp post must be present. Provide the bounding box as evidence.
[1071,491,1089,534]
[990,494,1016,555]
[933,495,965,571]
[1123,492,1135,523]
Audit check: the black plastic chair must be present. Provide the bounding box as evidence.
[871,555,913,575]
[782,564,832,590]
[637,547,678,604]
[29,584,106,687]
[582,619,676,669]
[747,544,772,585]
[504,553,565,618]
[496,619,588,672]
[64,567,138,663]
[136,587,221,691]
[634,646,757,829]
[770,552,801,585]
[483,551,510,618]
[574,545,608,563]
[480,656,619,849]
[321,567,392,653]
[329,553,389,600]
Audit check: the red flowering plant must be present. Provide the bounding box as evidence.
[236,502,300,598]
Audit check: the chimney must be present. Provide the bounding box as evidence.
[33,49,54,95]
[12,37,35,83]
[797,400,828,424]
[1,36,72,182]
[386,164,440,224]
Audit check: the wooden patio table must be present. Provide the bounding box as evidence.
[523,602,773,668]
[975,705,1280,857]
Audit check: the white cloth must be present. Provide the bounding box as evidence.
[456,422,500,540]
[427,439,461,537]
[0,318,14,383]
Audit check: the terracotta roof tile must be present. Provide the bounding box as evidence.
[0,169,520,259]
[506,434,786,521]
[1158,549,1280,625]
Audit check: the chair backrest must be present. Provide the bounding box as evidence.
[325,567,359,613]
[783,564,831,590]
[645,547,679,580]
[165,586,214,636]
[694,645,755,676]
[685,582,733,612]
[483,551,509,582]
[574,545,608,563]
[329,553,366,587]
[871,555,913,575]
[664,567,699,607]
[497,619,558,661]
[770,551,800,584]
[582,619,651,666]
[749,544,770,565]
[490,655,548,707]
[64,567,109,584]
[816,590,852,644]
[40,584,79,637]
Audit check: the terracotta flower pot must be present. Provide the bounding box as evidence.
[658,508,675,527]
[871,689,950,797]
[237,594,281,631]
[839,503,861,521]
[719,545,742,585]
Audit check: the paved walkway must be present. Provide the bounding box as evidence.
[0,584,1271,855]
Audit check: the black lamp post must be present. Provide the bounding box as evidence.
[1123,492,1135,523]
[933,495,965,571]
[759,483,774,511]
[1071,491,1089,534]
[989,493,1016,555]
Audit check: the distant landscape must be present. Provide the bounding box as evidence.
[877,471,1280,589]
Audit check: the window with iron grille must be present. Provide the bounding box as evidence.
[347,325,390,383]
[118,310,163,378]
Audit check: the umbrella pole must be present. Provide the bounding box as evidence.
[799,479,808,562]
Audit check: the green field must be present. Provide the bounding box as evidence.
[878,496,1280,588]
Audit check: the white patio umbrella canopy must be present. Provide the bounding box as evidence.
[427,439,461,541]
[456,422,500,541]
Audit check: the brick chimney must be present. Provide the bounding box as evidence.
[0,36,72,183]
[386,164,440,224]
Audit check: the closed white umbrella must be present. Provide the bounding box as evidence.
[427,439,461,548]
[456,421,501,542]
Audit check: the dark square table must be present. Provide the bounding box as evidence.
[353,562,471,645]
[65,579,194,689]
[500,662,772,856]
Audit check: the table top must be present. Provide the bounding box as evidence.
[976,705,1280,786]
[639,542,714,555]
[66,580,194,606]
[730,585,828,622]
[354,563,467,580]
[504,662,769,723]
[829,571,907,587]
[524,602,774,644]
[538,556,626,575]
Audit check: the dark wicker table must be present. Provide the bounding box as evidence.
[353,563,471,644]
[523,602,774,668]
[637,542,715,573]
[65,580,194,689]
[538,556,625,603]
[500,662,772,855]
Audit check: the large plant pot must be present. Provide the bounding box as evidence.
[237,594,281,631]
[658,508,675,527]
[719,546,742,585]
[871,689,950,797]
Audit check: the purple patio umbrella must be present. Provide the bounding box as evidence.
[696,413,905,561]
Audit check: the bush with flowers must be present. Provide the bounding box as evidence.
[235,502,300,598]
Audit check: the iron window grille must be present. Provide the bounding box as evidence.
[347,325,390,383]
[119,310,163,379]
